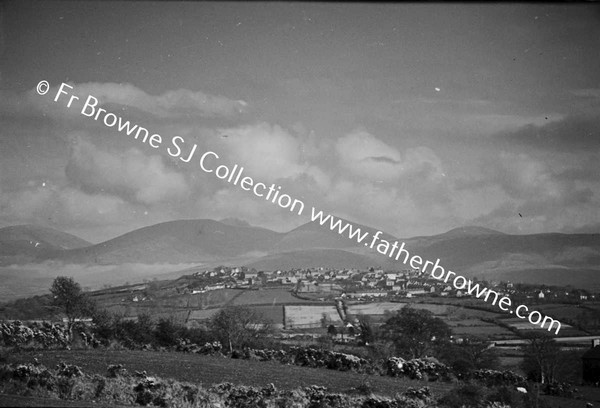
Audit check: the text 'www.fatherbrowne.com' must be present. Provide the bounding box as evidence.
[310,208,562,335]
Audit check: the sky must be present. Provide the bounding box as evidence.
[0,1,599,243]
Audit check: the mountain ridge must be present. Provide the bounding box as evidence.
[1,220,598,291]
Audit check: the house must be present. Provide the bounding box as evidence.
[538,291,545,299]
[582,339,600,385]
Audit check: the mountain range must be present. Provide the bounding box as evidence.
[1,219,599,298]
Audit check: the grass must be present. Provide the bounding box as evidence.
[0,394,135,407]
[6,349,455,398]
[230,288,317,306]
[450,325,515,338]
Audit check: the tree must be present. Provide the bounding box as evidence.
[154,317,180,347]
[327,324,338,337]
[379,306,451,359]
[209,305,271,353]
[50,276,95,340]
[521,333,561,384]
[439,336,500,377]
[320,312,331,328]
[357,316,375,346]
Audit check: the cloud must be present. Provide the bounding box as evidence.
[0,184,130,227]
[216,122,329,188]
[0,82,248,121]
[65,136,189,205]
[335,129,443,182]
[495,114,600,151]
[470,151,600,233]
[72,82,248,118]
[571,88,600,99]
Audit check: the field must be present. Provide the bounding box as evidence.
[282,301,517,336]
[446,319,515,339]
[499,317,587,336]
[4,349,600,408]
[285,305,340,328]
[282,302,457,329]
[349,302,452,316]
[230,288,316,306]
[6,349,455,398]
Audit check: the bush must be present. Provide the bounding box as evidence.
[471,369,526,387]
[404,387,431,400]
[0,361,438,408]
[438,384,486,408]
[487,386,525,408]
[386,356,450,381]
[106,364,128,378]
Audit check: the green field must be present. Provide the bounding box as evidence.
[5,349,600,408]
[6,349,454,398]
[446,319,516,339]
[230,288,316,306]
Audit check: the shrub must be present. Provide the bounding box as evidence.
[487,386,525,408]
[404,387,431,400]
[106,364,128,378]
[438,384,487,408]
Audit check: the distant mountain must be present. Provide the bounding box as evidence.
[409,232,600,272]
[246,248,381,271]
[272,217,397,253]
[50,219,282,265]
[0,225,91,265]
[432,226,505,239]
[1,219,599,291]
[219,217,253,228]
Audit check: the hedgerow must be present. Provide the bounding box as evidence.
[0,361,437,408]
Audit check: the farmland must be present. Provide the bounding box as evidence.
[230,288,316,306]
[3,349,600,408]
[5,349,455,398]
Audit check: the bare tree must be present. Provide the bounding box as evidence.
[521,333,561,384]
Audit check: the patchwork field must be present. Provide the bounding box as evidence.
[230,288,316,306]
[348,302,448,316]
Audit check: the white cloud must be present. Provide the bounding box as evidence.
[335,129,443,182]
[470,151,600,234]
[0,82,248,121]
[65,136,189,205]
[72,82,248,118]
[216,122,329,187]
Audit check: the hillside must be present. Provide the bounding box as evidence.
[0,225,91,265]
[246,248,383,270]
[1,219,599,296]
[53,219,282,264]
[272,217,400,253]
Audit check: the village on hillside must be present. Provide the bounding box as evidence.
[123,265,599,305]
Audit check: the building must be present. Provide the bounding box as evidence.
[582,339,600,385]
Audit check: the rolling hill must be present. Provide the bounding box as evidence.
[0,225,91,265]
[52,219,283,265]
[1,218,599,296]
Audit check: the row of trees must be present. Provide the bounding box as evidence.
[49,276,273,351]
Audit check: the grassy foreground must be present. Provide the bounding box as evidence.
[6,349,454,397]
[0,352,441,408]
[3,349,600,408]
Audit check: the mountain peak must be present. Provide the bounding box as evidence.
[439,226,505,238]
[219,217,252,228]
